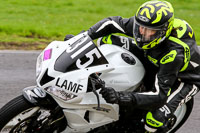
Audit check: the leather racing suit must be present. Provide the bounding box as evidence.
[87,16,200,131]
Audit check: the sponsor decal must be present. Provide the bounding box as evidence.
[138,16,149,22]
[160,50,177,64]
[43,49,52,61]
[179,85,199,106]
[147,119,160,126]
[55,78,83,93]
[45,87,77,101]
[159,105,171,117]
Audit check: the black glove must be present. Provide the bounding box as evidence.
[64,34,74,41]
[100,87,119,104]
[100,87,137,106]
[64,30,86,41]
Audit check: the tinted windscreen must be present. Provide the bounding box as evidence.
[54,35,108,73]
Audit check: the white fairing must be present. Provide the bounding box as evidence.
[35,32,145,132]
[99,44,145,91]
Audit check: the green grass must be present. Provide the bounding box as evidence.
[0,0,199,49]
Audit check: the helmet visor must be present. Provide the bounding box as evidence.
[133,19,166,48]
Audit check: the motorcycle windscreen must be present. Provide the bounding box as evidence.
[54,35,108,73]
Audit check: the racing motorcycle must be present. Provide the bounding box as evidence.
[0,32,194,133]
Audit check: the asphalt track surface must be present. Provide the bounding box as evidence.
[0,50,199,133]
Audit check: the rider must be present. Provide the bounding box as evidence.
[66,0,200,132]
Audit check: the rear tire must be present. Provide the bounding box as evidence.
[90,98,194,133]
[169,97,194,133]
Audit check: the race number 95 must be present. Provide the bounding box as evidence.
[67,41,102,69]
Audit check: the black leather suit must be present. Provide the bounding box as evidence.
[87,16,200,113]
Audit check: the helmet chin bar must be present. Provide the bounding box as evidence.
[134,25,167,50]
[135,37,162,50]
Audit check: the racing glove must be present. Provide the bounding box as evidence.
[64,30,86,41]
[64,34,74,41]
[99,87,137,107]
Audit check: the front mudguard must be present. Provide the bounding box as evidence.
[22,86,57,108]
[22,86,46,104]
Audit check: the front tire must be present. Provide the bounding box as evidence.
[0,95,35,131]
[0,95,67,132]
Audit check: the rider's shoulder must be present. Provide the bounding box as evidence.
[170,18,194,40]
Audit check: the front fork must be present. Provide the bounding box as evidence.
[22,86,67,132]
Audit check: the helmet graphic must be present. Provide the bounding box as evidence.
[133,0,174,49]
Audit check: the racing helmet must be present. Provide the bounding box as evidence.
[133,0,174,49]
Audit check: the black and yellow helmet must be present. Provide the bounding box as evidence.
[133,0,174,49]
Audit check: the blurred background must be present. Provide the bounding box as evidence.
[0,0,199,50]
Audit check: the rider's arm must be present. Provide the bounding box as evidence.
[100,49,185,110]
[88,16,134,40]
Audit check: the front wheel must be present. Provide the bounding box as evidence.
[0,95,67,133]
